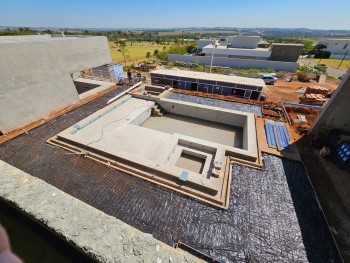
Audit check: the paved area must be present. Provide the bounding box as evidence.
[298,59,345,77]
[0,88,341,262]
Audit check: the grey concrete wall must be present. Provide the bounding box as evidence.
[158,98,247,127]
[310,71,350,134]
[0,36,112,134]
[0,42,80,133]
[269,44,304,62]
[47,37,112,74]
[168,54,299,71]
[0,160,202,263]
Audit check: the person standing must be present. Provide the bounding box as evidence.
[127,69,132,83]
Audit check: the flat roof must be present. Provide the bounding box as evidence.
[151,69,266,88]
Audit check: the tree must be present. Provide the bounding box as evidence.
[117,40,128,66]
[153,49,159,59]
[302,40,314,55]
[146,51,151,61]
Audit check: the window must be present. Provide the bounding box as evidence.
[232,89,245,97]
[344,43,349,50]
[190,82,198,91]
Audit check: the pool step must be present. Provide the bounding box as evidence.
[151,104,164,117]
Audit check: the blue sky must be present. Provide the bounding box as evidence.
[0,0,349,30]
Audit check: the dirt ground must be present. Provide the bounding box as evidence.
[262,79,340,104]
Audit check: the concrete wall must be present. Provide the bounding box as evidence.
[269,44,304,62]
[202,46,271,59]
[168,54,299,71]
[0,41,80,134]
[47,37,112,74]
[0,36,112,134]
[310,71,350,134]
[198,39,215,50]
[228,35,261,49]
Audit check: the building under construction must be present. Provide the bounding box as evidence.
[0,35,348,263]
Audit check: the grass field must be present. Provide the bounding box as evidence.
[310,58,350,72]
[109,41,169,65]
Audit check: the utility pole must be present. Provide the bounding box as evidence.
[338,49,349,69]
[210,43,217,74]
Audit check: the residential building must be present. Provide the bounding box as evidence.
[169,34,304,71]
[317,38,350,60]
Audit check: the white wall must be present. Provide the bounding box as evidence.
[318,39,350,56]
[202,46,271,58]
[168,54,299,71]
[228,35,261,49]
[198,39,215,50]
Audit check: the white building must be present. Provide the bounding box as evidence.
[317,38,350,60]
[169,34,303,71]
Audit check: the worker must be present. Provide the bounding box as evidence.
[127,69,132,83]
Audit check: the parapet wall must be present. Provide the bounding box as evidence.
[0,160,202,263]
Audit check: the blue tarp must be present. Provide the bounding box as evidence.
[113,64,125,79]
[265,120,290,151]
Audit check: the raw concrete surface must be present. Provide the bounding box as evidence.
[0,36,112,134]
[0,160,202,263]
[74,78,115,100]
[141,113,243,148]
[310,71,350,134]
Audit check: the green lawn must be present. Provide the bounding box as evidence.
[109,41,169,65]
[310,58,350,72]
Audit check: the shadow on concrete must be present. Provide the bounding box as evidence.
[282,143,343,263]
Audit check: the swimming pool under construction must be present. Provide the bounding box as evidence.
[0,86,341,262]
[48,88,260,209]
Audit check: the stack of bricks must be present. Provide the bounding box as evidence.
[305,86,329,95]
[299,93,328,106]
[299,86,330,106]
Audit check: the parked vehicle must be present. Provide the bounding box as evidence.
[258,75,278,85]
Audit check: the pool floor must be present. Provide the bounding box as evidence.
[141,113,243,148]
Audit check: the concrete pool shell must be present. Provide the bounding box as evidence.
[48,89,260,209]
